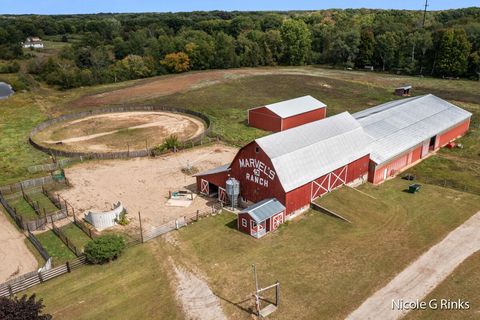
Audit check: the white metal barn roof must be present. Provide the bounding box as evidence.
[256,112,373,192]
[354,94,472,165]
[260,95,326,118]
[193,164,230,177]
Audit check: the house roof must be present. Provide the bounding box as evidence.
[241,198,285,223]
[396,85,412,90]
[259,95,326,118]
[353,94,472,165]
[256,112,373,192]
[193,164,230,177]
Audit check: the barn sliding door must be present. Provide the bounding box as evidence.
[310,165,348,201]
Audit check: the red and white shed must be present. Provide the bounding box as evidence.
[248,95,326,132]
[237,198,286,238]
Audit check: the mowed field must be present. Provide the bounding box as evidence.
[26,179,480,319]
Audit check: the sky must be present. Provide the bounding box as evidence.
[1,0,478,15]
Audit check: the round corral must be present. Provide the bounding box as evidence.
[30,106,210,157]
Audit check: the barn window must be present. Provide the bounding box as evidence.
[255,146,260,154]
[242,218,247,228]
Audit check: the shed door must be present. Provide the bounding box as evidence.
[271,212,284,231]
[200,179,209,195]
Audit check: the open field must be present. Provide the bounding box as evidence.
[0,209,37,283]
[58,144,237,230]
[26,242,183,320]
[33,111,206,153]
[404,251,480,320]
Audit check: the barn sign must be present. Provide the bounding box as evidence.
[239,158,276,188]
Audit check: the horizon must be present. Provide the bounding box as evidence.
[1,0,479,15]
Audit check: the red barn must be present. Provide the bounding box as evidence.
[354,94,472,184]
[248,95,326,132]
[196,112,372,220]
[237,198,286,238]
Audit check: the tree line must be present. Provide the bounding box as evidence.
[0,8,479,89]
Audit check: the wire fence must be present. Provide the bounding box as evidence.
[402,173,480,195]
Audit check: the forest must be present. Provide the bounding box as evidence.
[0,8,479,89]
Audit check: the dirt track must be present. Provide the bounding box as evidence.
[347,211,480,320]
[0,210,38,283]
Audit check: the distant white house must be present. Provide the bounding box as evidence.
[23,37,44,49]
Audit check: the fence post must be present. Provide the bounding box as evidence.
[8,285,13,297]
[138,211,144,243]
[196,210,199,221]
[66,261,71,273]
[38,271,44,283]
[175,219,179,230]
[65,200,68,215]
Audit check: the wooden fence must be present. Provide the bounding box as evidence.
[0,176,67,195]
[73,213,97,239]
[0,255,86,298]
[29,105,213,160]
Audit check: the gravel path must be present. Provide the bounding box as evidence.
[347,211,480,320]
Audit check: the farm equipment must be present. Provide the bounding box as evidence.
[408,184,421,193]
[403,173,416,181]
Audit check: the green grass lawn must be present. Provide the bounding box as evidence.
[27,242,182,320]
[404,251,480,320]
[60,223,92,251]
[35,230,76,265]
[164,178,480,320]
[27,192,59,214]
[7,196,39,220]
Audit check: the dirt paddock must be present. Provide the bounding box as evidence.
[58,144,238,231]
[33,111,206,153]
[0,210,38,283]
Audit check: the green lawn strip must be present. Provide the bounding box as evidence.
[6,196,39,220]
[35,230,76,265]
[23,238,45,269]
[168,178,479,320]
[404,251,480,320]
[26,243,182,320]
[60,223,92,251]
[27,192,60,214]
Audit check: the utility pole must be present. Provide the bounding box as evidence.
[422,0,429,28]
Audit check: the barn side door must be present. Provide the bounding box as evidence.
[421,140,430,158]
[200,179,209,195]
[311,175,329,201]
[218,187,228,204]
[329,165,348,190]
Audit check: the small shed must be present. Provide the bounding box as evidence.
[237,198,286,239]
[248,96,326,132]
[395,85,412,96]
[23,37,44,49]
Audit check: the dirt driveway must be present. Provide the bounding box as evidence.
[347,211,480,320]
[59,144,238,231]
[0,210,38,283]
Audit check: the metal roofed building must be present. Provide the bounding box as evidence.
[237,198,286,238]
[196,112,373,221]
[248,95,327,132]
[354,94,471,184]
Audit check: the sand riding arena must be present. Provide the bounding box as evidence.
[57,144,238,231]
[30,106,210,156]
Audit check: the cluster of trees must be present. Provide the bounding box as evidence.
[0,8,479,88]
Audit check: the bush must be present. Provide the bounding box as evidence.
[163,134,180,151]
[0,294,51,320]
[115,209,129,226]
[84,234,125,264]
[0,61,20,73]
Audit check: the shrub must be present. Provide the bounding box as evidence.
[84,234,125,264]
[163,134,180,151]
[115,209,129,226]
[0,294,52,320]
